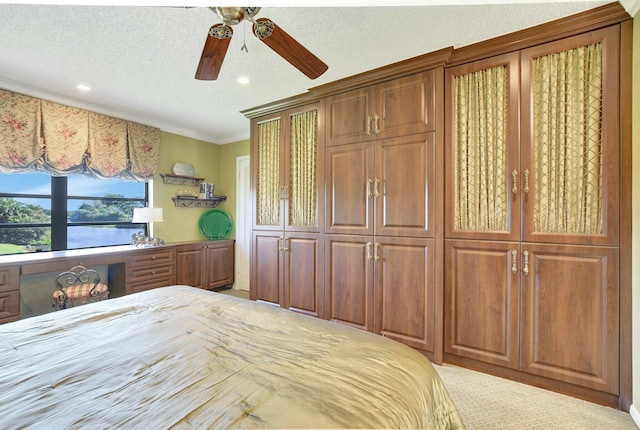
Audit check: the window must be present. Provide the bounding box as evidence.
[0,172,147,255]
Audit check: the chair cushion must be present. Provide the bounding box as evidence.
[52,283,109,300]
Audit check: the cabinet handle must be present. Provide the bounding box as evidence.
[512,170,518,194]
[278,237,285,251]
[374,114,380,134]
[374,242,381,261]
[366,242,373,260]
[511,250,518,274]
[367,179,373,198]
[374,179,381,198]
[282,237,289,252]
[367,115,373,135]
[523,169,530,194]
[523,250,530,276]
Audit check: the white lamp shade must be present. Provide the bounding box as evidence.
[132,207,164,223]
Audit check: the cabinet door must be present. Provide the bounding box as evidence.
[325,142,374,235]
[252,113,285,231]
[176,245,204,288]
[325,87,373,147]
[444,239,520,369]
[324,234,374,332]
[375,133,434,238]
[284,103,324,233]
[520,26,620,246]
[374,237,436,352]
[203,241,235,290]
[283,233,324,318]
[375,70,436,140]
[251,231,283,306]
[520,243,619,394]
[444,52,521,242]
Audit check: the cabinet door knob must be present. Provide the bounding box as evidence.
[511,250,518,274]
[367,115,373,135]
[512,170,518,194]
[374,242,381,261]
[366,242,373,260]
[523,169,530,194]
[374,114,380,134]
[367,179,373,198]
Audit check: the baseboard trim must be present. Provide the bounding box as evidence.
[629,404,640,428]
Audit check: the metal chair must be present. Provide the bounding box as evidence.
[52,265,109,310]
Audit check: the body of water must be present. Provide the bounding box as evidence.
[67,226,142,249]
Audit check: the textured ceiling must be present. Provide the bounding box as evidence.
[0,1,630,144]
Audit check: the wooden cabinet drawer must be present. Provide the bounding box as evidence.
[127,276,177,295]
[0,266,19,294]
[127,262,176,284]
[127,248,175,267]
[0,290,20,323]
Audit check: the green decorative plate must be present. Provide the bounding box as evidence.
[198,209,233,240]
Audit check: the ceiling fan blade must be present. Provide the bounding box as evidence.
[195,24,233,80]
[252,18,328,80]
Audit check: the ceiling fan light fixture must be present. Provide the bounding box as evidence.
[214,7,242,26]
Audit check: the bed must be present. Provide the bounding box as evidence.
[0,285,465,429]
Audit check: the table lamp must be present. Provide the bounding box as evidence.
[131,207,164,246]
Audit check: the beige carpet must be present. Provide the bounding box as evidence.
[434,363,636,429]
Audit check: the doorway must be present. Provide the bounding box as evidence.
[235,155,250,291]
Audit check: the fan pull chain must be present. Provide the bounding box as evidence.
[241,21,249,52]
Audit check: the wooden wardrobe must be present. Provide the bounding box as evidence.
[244,3,633,410]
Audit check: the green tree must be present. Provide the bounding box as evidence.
[69,194,140,223]
[0,197,50,246]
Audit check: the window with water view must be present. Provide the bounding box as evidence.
[0,172,147,255]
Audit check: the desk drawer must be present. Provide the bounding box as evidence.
[127,248,175,268]
[127,262,176,284]
[0,290,19,323]
[0,266,19,294]
[127,275,177,295]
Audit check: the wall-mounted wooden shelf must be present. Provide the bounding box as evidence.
[160,173,205,187]
[171,196,227,208]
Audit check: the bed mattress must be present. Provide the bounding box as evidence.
[0,285,465,429]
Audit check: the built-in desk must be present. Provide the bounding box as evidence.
[0,240,235,323]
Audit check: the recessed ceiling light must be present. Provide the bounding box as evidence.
[237,77,250,85]
[77,84,91,91]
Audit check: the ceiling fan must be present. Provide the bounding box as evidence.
[195,7,329,81]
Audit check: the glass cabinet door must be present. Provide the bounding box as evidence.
[286,107,319,230]
[254,115,283,229]
[445,52,521,241]
[520,26,619,246]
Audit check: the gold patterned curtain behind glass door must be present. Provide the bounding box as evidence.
[256,118,281,226]
[453,64,509,232]
[532,41,604,235]
[288,109,318,227]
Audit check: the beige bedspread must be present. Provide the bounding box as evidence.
[0,286,465,429]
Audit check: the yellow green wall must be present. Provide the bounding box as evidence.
[151,131,249,243]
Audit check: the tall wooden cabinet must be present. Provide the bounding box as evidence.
[245,3,632,409]
[249,101,325,318]
[323,68,443,357]
[444,25,622,399]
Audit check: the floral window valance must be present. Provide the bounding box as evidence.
[0,88,160,181]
